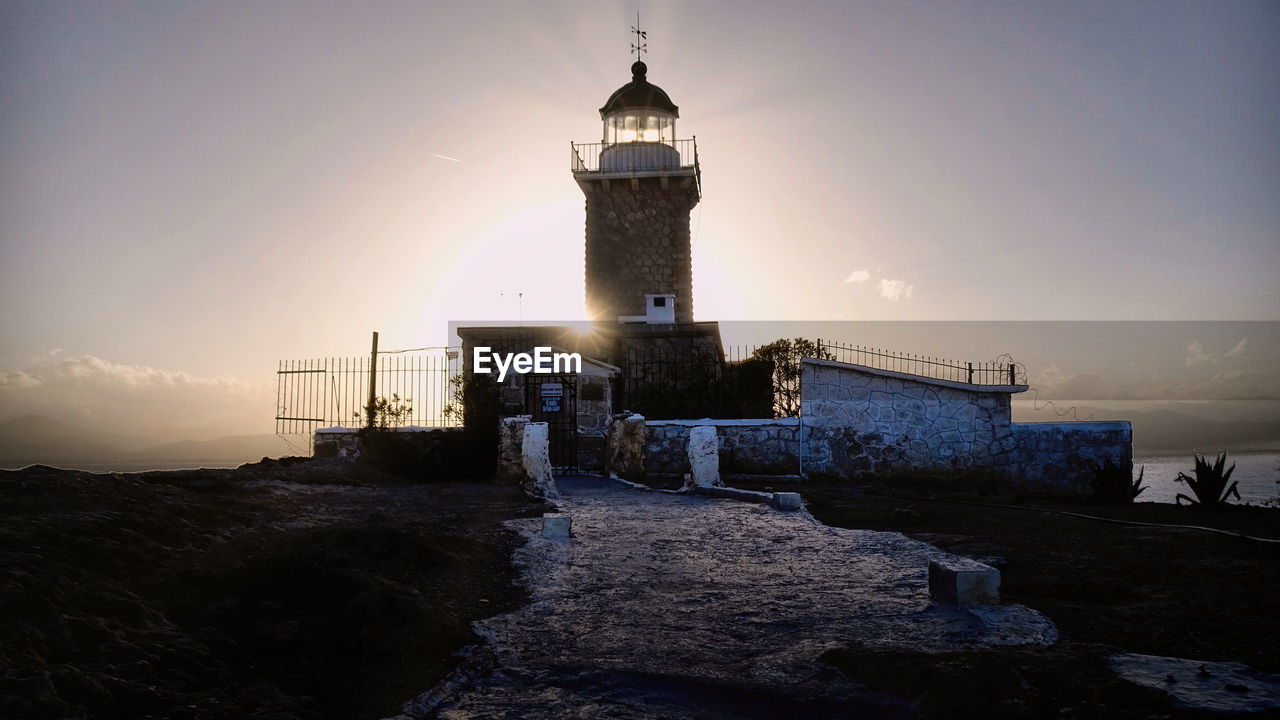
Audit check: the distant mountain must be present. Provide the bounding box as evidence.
[1040,407,1280,454]
[0,414,289,471]
[131,435,292,464]
[1123,409,1280,453]
[0,414,147,451]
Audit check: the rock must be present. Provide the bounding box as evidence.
[605,413,646,480]
[497,416,530,483]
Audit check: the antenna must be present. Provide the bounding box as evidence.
[630,11,647,59]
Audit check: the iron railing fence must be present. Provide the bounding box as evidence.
[721,343,813,418]
[619,346,774,420]
[817,340,1025,387]
[275,339,1023,434]
[570,138,698,174]
[275,349,462,435]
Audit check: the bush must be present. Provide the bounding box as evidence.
[750,338,834,418]
[1175,451,1239,507]
[353,393,413,429]
[1088,457,1146,504]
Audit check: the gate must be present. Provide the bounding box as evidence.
[525,375,578,474]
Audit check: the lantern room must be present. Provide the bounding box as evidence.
[598,61,682,172]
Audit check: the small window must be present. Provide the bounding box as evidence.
[653,297,666,307]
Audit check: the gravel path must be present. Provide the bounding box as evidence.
[398,477,1056,718]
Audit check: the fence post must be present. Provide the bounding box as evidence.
[967,362,973,384]
[367,331,379,429]
[1008,364,1015,386]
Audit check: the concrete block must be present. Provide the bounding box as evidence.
[771,492,802,511]
[687,425,721,488]
[929,559,1001,607]
[541,513,571,539]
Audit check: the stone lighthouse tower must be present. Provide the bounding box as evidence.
[571,59,701,325]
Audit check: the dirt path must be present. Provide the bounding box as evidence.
[402,476,1055,719]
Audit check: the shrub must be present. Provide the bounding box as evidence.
[1089,457,1146,504]
[1175,451,1240,507]
[750,338,834,418]
[353,393,412,429]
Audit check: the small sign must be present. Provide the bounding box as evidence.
[542,398,561,413]
[540,383,563,399]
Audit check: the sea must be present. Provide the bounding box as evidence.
[1133,451,1280,506]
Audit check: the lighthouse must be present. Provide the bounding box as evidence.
[571,54,701,325]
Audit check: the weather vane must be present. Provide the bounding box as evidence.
[630,12,647,59]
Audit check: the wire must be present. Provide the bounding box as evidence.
[691,193,703,248]
[277,434,311,458]
[378,345,460,354]
[990,352,1093,421]
[875,491,1280,545]
[1027,387,1094,421]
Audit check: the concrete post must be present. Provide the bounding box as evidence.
[687,425,722,488]
[522,421,559,499]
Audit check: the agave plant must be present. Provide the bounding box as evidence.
[1175,451,1240,507]
[1089,457,1147,504]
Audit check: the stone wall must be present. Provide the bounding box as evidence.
[801,359,1021,478]
[313,426,464,460]
[1011,422,1133,495]
[584,177,698,323]
[798,358,1133,495]
[644,418,800,478]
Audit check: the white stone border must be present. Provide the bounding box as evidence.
[646,417,799,427]
[1014,420,1132,431]
[314,425,459,434]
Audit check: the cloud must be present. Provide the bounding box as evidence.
[1185,340,1215,367]
[41,354,256,393]
[878,278,914,301]
[0,354,272,440]
[1225,338,1248,357]
[1203,369,1279,399]
[844,269,870,284]
[1033,365,1114,399]
[0,371,41,388]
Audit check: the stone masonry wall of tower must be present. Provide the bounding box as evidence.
[583,177,699,323]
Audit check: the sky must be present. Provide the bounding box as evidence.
[1,1,1278,440]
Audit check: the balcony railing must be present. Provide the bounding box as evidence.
[571,138,698,174]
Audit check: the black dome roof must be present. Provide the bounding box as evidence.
[599,61,679,118]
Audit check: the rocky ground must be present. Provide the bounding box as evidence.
[0,459,544,720]
[3,458,1278,719]
[735,475,1280,718]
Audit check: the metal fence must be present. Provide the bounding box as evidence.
[618,345,773,420]
[275,348,462,435]
[615,341,1024,421]
[817,340,1024,386]
[275,338,1022,435]
[571,138,699,173]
